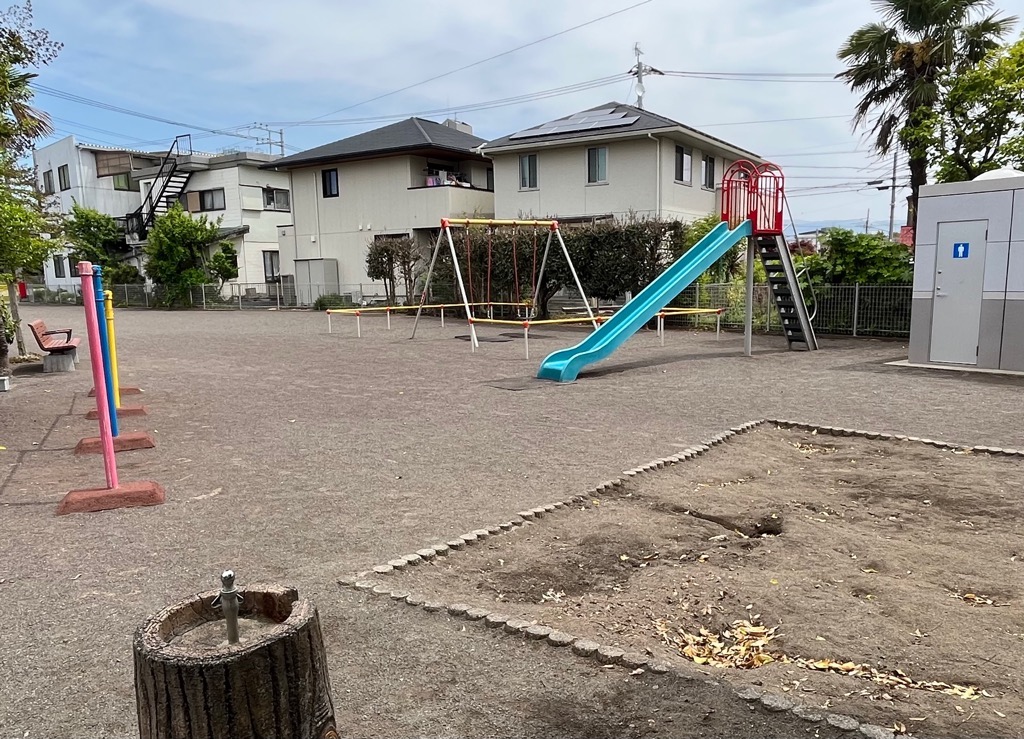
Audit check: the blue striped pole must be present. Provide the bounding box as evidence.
[92,266,119,437]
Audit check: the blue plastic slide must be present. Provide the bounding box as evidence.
[537,219,753,382]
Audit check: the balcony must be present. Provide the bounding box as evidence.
[407,183,494,226]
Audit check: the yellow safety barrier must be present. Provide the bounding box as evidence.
[103,290,121,408]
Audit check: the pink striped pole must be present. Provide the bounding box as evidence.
[78,261,118,489]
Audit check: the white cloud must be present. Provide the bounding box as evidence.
[32,0,1024,226]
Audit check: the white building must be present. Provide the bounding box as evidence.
[133,144,292,286]
[32,136,159,289]
[266,117,493,301]
[483,102,763,223]
[32,135,292,292]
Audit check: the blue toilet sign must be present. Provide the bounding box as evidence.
[953,242,970,259]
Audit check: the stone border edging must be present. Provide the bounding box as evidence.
[333,416,1001,739]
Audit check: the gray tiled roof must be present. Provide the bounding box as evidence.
[266,118,486,169]
[484,102,760,159]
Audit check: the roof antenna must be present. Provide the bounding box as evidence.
[630,43,663,110]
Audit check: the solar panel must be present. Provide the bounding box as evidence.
[508,109,638,139]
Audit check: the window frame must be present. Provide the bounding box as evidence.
[112,172,132,191]
[675,145,693,185]
[263,187,291,211]
[57,164,70,191]
[321,168,339,198]
[586,146,608,185]
[52,254,66,278]
[263,250,281,282]
[518,153,538,190]
[701,154,716,190]
[42,169,54,194]
[197,188,226,212]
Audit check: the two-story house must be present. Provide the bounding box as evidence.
[483,102,762,223]
[32,136,159,289]
[133,144,292,287]
[265,117,493,303]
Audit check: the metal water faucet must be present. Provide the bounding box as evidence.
[211,569,243,644]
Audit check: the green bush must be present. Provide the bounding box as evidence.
[313,293,353,311]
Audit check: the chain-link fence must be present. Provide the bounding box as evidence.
[664,282,912,338]
[19,280,913,337]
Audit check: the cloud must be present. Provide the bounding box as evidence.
[33,0,1016,225]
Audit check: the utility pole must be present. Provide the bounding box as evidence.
[888,151,898,240]
[630,43,663,110]
[250,124,286,156]
[865,209,870,234]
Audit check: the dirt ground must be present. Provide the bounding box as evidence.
[388,427,1024,737]
[2,305,1024,738]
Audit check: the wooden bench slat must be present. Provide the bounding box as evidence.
[28,319,80,354]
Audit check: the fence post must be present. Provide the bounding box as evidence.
[852,283,860,337]
[144,286,149,308]
[238,290,242,310]
[765,288,772,333]
[202,285,207,310]
[276,283,281,310]
[124,284,129,305]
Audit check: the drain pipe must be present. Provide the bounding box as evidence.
[648,134,662,217]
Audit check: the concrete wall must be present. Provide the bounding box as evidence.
[491,135,733,222]
[911,178,1024,371]
[33,136,143,217]
[283,154,494,285]
[176,164,293,284]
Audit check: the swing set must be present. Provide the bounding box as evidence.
[411,218,598,351]
[325,217,726,358]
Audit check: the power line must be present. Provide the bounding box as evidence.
[268,74,631,127]
[697,114,848,127]
[663,70,840,83]
[295,0,655,126]
[32,83,262,143]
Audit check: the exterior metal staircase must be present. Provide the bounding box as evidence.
[756,233,818,350]
[125,134,193,243]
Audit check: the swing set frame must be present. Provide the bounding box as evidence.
[412,218,597,350]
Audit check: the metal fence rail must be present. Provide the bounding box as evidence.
[19,281,913,338]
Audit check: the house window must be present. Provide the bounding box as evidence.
[199,188,226,211]
[263,250,280,282]
[112,172,132,191]
[322,168,339,198]
[519,154,538,190]
[486,167,494,191]
[701,154,716,189]
[586,147,607,184]
[42,170,54,194]
[263,187,291,211]
[58,164,70,191]
[52,254,66,278]
[675,146,692,185]
[69,260,79,278]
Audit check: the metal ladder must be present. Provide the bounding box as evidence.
[756,234,818,350]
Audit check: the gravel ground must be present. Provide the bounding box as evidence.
[1,305,1022,739]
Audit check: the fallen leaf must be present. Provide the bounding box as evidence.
[994,710,1006,718]
[861,568,878,574]
[630,668,644,675]
[770,579,779,585]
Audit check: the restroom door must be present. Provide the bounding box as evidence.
[930,220,988,364]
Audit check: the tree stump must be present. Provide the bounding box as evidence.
[134,583,338,739]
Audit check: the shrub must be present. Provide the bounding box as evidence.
[313,293,353,311]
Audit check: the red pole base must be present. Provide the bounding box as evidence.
[85,405,149,420]
[89,386,142,396]
[75,431,156,455]
[56,480,166,515]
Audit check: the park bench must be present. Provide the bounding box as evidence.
[28,319,81,373]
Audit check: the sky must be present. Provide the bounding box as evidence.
[26,0,1024,233]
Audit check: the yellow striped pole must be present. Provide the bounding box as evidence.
[103,290,121,409]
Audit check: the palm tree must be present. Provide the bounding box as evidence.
[837,0,1017,233]
[0,66,53,152]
